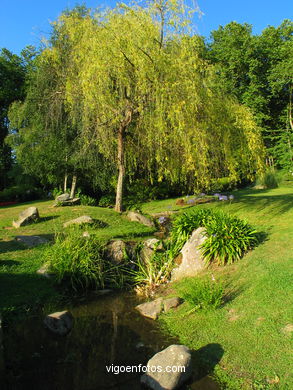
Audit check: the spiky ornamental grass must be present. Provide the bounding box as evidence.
[172,209,259,265]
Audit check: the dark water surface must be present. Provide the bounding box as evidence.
[2,291,220,389]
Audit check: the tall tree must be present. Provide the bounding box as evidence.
[0,49,26,189]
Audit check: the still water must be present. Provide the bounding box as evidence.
[3,291,220,389]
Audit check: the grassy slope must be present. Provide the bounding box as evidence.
[0,186,292,388]
[143,185,293,389]
[0,200,154,314]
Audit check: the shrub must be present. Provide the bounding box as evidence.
[98,194,115,207]
[172,209,259,265]
[0,185,45,202]
[175,276,224,311]
[255,169,278,189]
[130,238,184,294]
[52,187,63,198]
[80,194,97,206]
[44,231,129,290]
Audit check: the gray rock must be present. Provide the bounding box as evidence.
[144,238,163,251]
[13,207,39,228]
[63,215,94,227]
[141,344,192,390]
[171,227,207,281]
[54,198,80,207]
[44,311,73,336]
[126,211,155,227]
[15,235,48,248]
[140,246,155,263]
[136,298,163,320]
[163,297,182,312]
[55,193,70,202]
[107,240,127,263]
[37,263,55,279]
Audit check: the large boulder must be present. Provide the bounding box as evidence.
[126,211,155,228]
[13,207,39,228]
[15,235,48,248]
[136,297,182,319]
[141,344,192,390]
[55,193,70,202]
[171,227,207,281]
[63,215,94,227]
[54,198,80,207]
[44,311,73,336]
[136,298,163,320]
[106,240,127,264]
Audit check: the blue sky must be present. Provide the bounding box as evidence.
[0,0,292,55]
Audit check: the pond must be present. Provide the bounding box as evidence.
[2,291,220,389]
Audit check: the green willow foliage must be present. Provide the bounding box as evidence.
[8,1,265,200]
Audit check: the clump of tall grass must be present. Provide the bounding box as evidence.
[44,230,130,290]
[255,168,279,189]
[175,276,224,312]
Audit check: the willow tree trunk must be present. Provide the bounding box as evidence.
[115,108,132,213]
[115,126,125,213]
[70,175,77,199]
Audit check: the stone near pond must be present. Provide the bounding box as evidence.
[55,193,70,202]
[15,235,49,248]
[37,263,55,279]
[126,211,155,228]
[12,206,39,228]
[163,297,182,313]
[171,227,207,282]
[144,238,163,251]
[63,215,94,227]
[141,344,192,390]
[140,246,155,264]
[44,311,73,336]
[107,240,127,264]
[136,298,163,320]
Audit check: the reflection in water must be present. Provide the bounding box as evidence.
[2,292,220,389]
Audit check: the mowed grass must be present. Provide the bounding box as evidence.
[0,185,292,388]
[144,185,292,389]
[0,200,154,314]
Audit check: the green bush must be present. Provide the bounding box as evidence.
[44,231,129,290]
[52,187,63,198]
[98,194,115,207]
[255,169,278,189]
[175,276,224,311]
[80,194,97,206]
[172,209,259,265]
[0,185,45,202]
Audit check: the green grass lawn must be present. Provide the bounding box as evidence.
[150,185,293,390]
[0,185,292,389]
[0,200,154,315]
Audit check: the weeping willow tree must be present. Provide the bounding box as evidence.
[9,1,264,209]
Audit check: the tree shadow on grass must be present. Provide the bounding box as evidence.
[33,215,60,225]
[0,234,54,254]
[232,190,293,217]
[0,260,21,267]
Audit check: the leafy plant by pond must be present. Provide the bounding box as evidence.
[172,209,259,265]
[44,231,130,290]
[175,276,224,312]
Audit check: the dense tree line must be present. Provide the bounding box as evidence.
[2,1,291,208]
